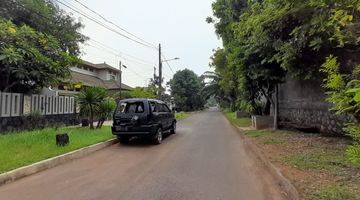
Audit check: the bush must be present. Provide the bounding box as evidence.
[321,57,360,165]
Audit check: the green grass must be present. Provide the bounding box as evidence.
[0,126,114,174]
[224,111,252,127]
[309,185,354,200]
[284,150,348,173]
[244,129,289,138]
[175,112,190,120]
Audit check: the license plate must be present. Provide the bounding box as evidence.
[116,126,128,131]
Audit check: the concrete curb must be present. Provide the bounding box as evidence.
[0,138,118,187]
[225,115,300,200]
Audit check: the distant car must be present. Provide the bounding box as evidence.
[112,98,177,145]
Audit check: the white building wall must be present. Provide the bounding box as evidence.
[98,70,109,80]
[70,67,97,77]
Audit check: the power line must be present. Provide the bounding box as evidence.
[88,38,155,65]
[161,55,175,74]
[11,0,151,83]
[72,0,156,48]
[85,42,155,68]
[85,43,153,74]
[83,51,148,79]
[54,0,157,49]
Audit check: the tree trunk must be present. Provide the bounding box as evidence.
[96,119,101,129]
[89,105,94,129]
[273,84,279,130]
[264,99,271,115]
[96,118,104,129]
[100,119,105,129]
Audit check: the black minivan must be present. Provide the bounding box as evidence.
[112,98,176,144]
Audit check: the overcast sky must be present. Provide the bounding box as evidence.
[61,0,222,87]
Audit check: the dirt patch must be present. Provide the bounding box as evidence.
[243,129,360,200]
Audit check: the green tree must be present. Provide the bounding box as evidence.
[76,87,107,129]
[208,0,360,128]
[169,69,205,111]
[115,87,157,100]
[130,87,157,99]
[0,19,78,92]
[0,0,87,55]
[0,0,86,92]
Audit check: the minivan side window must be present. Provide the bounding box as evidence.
[155,103,163,113]
[162,104,171,113]
[158,104,170,113]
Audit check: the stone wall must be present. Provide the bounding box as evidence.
[277,75,353,136]
[0,114,80,133]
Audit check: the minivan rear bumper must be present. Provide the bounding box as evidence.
[111,125,156,136]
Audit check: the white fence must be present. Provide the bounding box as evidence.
[0,92,75,117]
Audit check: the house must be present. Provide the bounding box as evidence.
[55,60,132,95]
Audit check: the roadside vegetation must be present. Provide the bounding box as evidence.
[207,0,360,165]
[169,69,206,112]
[77,87,116,129]
[175,112,190,120]
[224,111,251,127]
[243,129,360,200]
[0,126,114,174]
[0,0,86,93]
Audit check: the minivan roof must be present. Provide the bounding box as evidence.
[120,98,166,104]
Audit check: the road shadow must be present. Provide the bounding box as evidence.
[116,133,176,148]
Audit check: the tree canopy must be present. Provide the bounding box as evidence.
[0,0,87,55]
[209,0,360,164]
[119,87,157,100]
[169,69,205,111]
[208,0,360,113]
[0,0,86,93]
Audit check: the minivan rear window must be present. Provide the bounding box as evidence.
[117,102,145,114]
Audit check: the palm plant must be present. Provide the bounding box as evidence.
[96,98,116,129]
[76,87,107,129]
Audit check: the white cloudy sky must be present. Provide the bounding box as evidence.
[60,0,222,87]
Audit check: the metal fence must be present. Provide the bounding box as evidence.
[0,92,75,117]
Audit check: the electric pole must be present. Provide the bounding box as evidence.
[158,43,162,99]
[118,61,127,100]
[119,61,122,100]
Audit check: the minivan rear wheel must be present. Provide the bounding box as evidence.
[170,122,176,134]
[153,128,163,145]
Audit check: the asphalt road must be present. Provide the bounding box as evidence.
[0,110,285,200]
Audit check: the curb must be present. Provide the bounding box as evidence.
[0,138,118,187]
[225,115,300,200]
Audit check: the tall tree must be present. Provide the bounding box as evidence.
[208,0,360,117]
[0,19,78,92]
[169,69,205,111]
[0,0,87,55]
[0,0,86,92]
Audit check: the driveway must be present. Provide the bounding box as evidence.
[0,110,285,200]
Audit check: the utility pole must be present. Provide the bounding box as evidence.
[119,60,122,100]
[118,61,127,100]
[158,43,162,99]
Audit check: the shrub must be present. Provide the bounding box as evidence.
[321,57,360,165]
